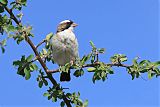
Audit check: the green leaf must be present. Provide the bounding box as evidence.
[89,41,96,49]
[79,55,90,66]
[17,13,23,19]
[148,70,152,79]
[1,39,6,46]
[38,81,43,88]
[139,60,150,66]
[136,72,140,78]
[131,72,135,80]
[107,69,114,74]
[153,61,160,67]
[102,76,106,81]
[13,60,21,66]
[91,55,95,63]
[48,95,52,100]
[20,0,27,6]
[120,56,127,62]
[7,25,16,32]
[98,48,105,53]
[42,48,47,55]
[66,93,72,98]
[43,93,50,97]
[83,100,88,107]
[73,100,77,105]
[132,57,139,66]
[73,69,84,77]
[0,0,8,5]
[46,32,53,41]
[64,63,71,72]
[24,68,31,80]
[43,79,48,86]
[52,97,57,102]
[92,75,96,83]
[60,101,65,107]
[17,36,24,44]
[101,71,106,78]
[30,64,38,71]
[1,46,5,53]
[0,6,4,13]
[87,67,96,72]
[17,67,25,77]
[80,55,88,65]
[86,53,91,61]
[26,54,34,62]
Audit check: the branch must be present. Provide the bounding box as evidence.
[36,39,46,49]
[47,62,132,73]
[0,4,20,25]
[3,5,72,107]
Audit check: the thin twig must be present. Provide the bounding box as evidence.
[36,39,46,49]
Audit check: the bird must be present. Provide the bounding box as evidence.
[50,20,79,82]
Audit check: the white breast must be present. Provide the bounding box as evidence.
[51,29,79,66]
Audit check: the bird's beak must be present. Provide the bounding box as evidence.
[72,23,78,27]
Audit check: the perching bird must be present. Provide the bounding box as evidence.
[50,20,79,82]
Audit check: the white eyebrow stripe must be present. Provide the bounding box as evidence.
[60,20,71,24]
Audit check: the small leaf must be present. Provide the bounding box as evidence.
[52,97,57,102]
[86,53,91,61]
[17,12,23,19]
[42,48,47,55]
[87,67,96,72]
[89,41,96,49]
[102,76,106,81]
[73,69,84,77]
[92,76,96,84]
[0,6,4,13]
[132,57,139,66]
[60,101,65,107]
[1,39,6,46]
[83,100,88,107]
[1,47,5,53]
[139,60,150,66]
[13,60,21,66]
[43,93,50,97]
[26,54,34,62]
[43,79,48,86]
[73,100,77,105]
[66,93,72,98]
[153,61,160,67]
[131,72,135,80]
[136,72,140,78]
[80,55,87,65]
[20,0,27,6]
[46,32,53,41]
[7,25,16,32]
[120,56,127,62]
[0,0,8,5]
[24,68,31,80]
[30,64,38,71]
[98,48,105,53]
[107,69,114,74]
[101,71,106,78]
[17,66,25,76]
[38,81,43,88]
[91,55,95,63]
[148,70,152,79]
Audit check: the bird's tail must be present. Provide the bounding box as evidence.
[60,70,71,82]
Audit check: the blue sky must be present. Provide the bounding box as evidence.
[0,0,159,107]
